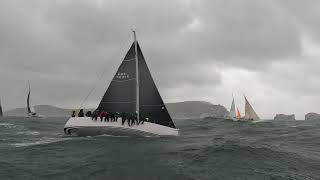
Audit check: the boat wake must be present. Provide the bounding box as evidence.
[253,119,272,123]
[95,134,130,138]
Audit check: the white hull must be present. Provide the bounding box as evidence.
[225,117,238,121]
[27,113,45,118]
[225,117,254,122]
[64,117,179,137]
[236,118,254,122]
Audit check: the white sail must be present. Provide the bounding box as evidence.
[229,97,236,119]
[244,96,260,120]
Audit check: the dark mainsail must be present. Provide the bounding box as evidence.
[0,98,3,117]
[137,43,175,128]
[97,41,175,128]
[27,84,32,114]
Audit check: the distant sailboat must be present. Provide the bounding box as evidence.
[236,107,241,119]
[243,95,260,121]
[64,31,179,136]
[228,95,236,120]
[27,82,44,118]
[0,98,3,117]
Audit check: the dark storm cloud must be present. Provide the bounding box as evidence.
[0,0,319,118]
[45,0,191,48]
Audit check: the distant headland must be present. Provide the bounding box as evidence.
[3,101,229,119]
[4,102,320,121]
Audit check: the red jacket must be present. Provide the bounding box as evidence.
[99,111,107,117]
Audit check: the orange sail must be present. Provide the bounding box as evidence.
[236,108,241,119]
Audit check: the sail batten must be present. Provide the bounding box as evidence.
[112,78,136,83]
[141,104,165,107]
[100,101,136,104]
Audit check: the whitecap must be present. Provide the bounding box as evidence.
[16,131,40,136]
[11,137,70,147]
[0,123,17,129]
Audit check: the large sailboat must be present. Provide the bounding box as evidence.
[242,95,260,121]
[64,32,179,136]
[27,82,44,118]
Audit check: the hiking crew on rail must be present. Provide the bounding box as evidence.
[71,110,148,126]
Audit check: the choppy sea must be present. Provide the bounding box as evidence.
[0,117,319,180]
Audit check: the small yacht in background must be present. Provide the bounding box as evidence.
[26,82,44,118]
[242,95,260,121]
[227,95,237,120]
[236,107,242,120]
[227,95,260,121]
[0,98,3,117]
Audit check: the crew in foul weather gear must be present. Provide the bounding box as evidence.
[78,109,84,117]
[168,120,174,128]
[137,115,145,125]
[85,111,92,117]
[99,111,107,122]
[121,112,127,125]
[71,110,76,117]
[92,110,99,120]
[110,112,115,122]
[115,112,120,121]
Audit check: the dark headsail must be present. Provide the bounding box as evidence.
[0,98,3,117]
[97,41,175,128]
[27,82,32,114]
[97,43,137,113]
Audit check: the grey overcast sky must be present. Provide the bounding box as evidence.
[1,0,320,119]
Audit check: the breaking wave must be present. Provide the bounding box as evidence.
[16,131,40,136]
[11,137,71,147]
[0,122,17,129]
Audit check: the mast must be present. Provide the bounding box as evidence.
[133,30,139,121]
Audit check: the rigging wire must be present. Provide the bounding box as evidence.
[77,33,133,110]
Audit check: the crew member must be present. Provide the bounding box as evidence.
[86,111,92,117]
[92,110,99,121]
[78,109,84,117]
[100,111,107,122]
[71,110,76,117]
